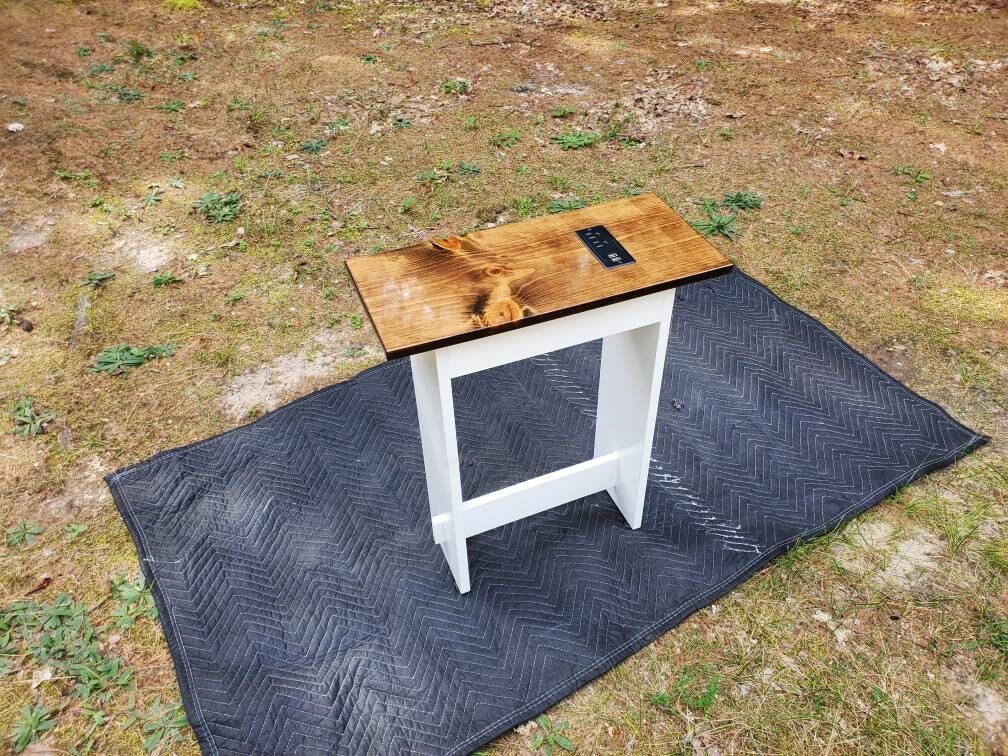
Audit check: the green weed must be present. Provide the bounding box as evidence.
[548,197,588,213]
[64,524,89,540]
[515,196,536,218]
[325,116,351,133]
[529,715,574,755]
[300,138,327,154]
[109,575,158,630]
[152,272,181,288]
[80,270,115,289]
[550,130,599,150]
[141,188,163,207]
[89,344,178,377]
[690,211,738,239]
[225,289,246,306]
[9,705,56,754]
[106,84,144,102]
[492,129,521,148]
[6,521,43,548]
[55,169,99,188]
[550,105,576,119]
[892,165,932,184]
[441,78,470,95]
[193,191,242,223]
[415,168,449,184]
[158,100,185,113]
[721,190,763,211]
[159,148,184,164]
[122,696,187,753]
[126,40,154,62]
[10,398,54,437]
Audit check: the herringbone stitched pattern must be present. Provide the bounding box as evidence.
[108,270,985,755]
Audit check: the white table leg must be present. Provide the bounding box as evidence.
[410,351,470,593]
[411,288,675,593]
[594,289,675,529]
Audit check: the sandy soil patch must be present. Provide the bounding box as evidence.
[105,227,180,273]
[833,521,944,591]
[6,213,55,253]
[219,329,380,420]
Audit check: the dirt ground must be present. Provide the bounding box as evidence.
[1,0,1006,753]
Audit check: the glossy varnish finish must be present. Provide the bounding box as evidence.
[346,193,733,359]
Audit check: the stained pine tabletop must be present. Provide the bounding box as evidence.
[346,193,733,360]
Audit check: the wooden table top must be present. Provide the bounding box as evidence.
[346,193,733,360]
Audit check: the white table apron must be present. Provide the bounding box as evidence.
[410,287,676,593]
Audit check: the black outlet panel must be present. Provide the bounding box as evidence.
[575,224,636,269]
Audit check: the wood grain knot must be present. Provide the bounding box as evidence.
[432,236,464,253]
[480,298,523,325]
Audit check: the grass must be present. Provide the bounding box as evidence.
[0,1,1005,753]
[982,538,1008,573]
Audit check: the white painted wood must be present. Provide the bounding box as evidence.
[412,287,676,594]
[410,352,470,593]
[594,290,675,529]
[438,289,674,379]
[430,452,620,544]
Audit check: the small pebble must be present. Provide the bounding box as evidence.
[7,122,25,132]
